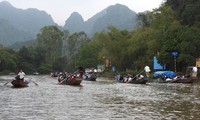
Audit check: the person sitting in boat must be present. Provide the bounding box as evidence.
[16,70,25,81]
[126,74,133,82]
[68,74,75,81]
[123,74,129,82]
[78,66,85,78]
[58,72,64,82]
[192,66,198,77]
[139,74,144,79]
[144,66,151,77]
[115,72,121,81]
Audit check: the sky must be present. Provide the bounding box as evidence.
[0,0,164,26]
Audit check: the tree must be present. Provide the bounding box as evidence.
[35,25,64,71]
[65,32,90,71]
[77,43,101,68]
[0,48,17,73]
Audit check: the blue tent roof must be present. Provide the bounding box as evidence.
[153,71,176,78]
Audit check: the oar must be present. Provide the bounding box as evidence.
[31,80,38,86]
[58,79,65,84]
[4,79,15,86]
[4,81,11,85]
[28,78,38,86]
[132,70,144,80]
[58,70,78,85]
[58,76,70,85]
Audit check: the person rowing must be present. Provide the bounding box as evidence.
[16,70,26,81]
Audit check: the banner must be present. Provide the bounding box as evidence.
[196,58,200,67]
[153,56,166,70]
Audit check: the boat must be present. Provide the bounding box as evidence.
[59,77,82,86]
[58,67,85,86]
[153,70,200,83]
[50,72,58,77]
[83,73,97,81]
[171,77,199,83]
[117,77,149,84]
[127,77,149,84]
[58,73,82,86]
[87,75,97,81]
[11,79,29,88]
[115,73,149,84]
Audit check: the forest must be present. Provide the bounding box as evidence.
[1,0,200,75]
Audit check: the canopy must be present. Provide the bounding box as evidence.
[153,71,176,78]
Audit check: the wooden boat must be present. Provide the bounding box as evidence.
[60,78,82,86]
[127,77,149,84]
[50,72,58,77]
[11,79,29,88]
[59,77,82,86]
[118,77,149,84]
[58,67,84,86]
[171,77,199,83]
[83,74,97,81]
[87,76,97,81]
[158,77,199,84]
[58,73,82,86]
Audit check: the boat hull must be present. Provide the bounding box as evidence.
[11,80,29,88]
[59,77,82,86]
[118,77,149,84]
[172,77,199,83]
[127,77,149,84]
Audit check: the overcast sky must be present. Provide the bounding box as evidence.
[1,0,164,26]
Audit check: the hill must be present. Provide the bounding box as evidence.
[64,4,138,37]
[0,1,56,46]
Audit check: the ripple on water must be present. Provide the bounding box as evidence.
[0,76,200,119]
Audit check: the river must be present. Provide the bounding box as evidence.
[0,75,200,120]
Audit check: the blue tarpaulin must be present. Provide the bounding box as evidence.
[153,71,176,78]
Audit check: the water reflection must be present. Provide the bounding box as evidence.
[0,75,200,119]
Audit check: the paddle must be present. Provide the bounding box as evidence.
[30,80,38,86]
[28,78,38,86]
[131,70,144,80]
[58,70,79,85]
[58,75,72,84]
[4,78,15,86]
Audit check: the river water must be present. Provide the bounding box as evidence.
[0,75,200,120]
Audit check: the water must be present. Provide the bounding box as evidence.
[0,75,200,120]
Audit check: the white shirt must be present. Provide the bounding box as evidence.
[193,67,198,72]
[144,66,151,72]
[18,72,25,79]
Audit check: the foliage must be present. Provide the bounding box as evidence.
[35,25,64,71]
[77,42,101,68]
[0,48,17,72]
[64,32,90,71]
[166,0,200,27]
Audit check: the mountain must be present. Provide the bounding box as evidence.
[64,4,138,37]
[0,1,56,46]
[64,12,84,33]
[0,2,139,47]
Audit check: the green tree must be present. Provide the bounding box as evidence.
[35,25,64,71]
[65,32,89,71]
[92,26,131,71]
[77,43,101,68]
[17,46,35,73]
[0,48,17,73]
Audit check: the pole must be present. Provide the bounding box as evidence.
[174,56,176,72]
